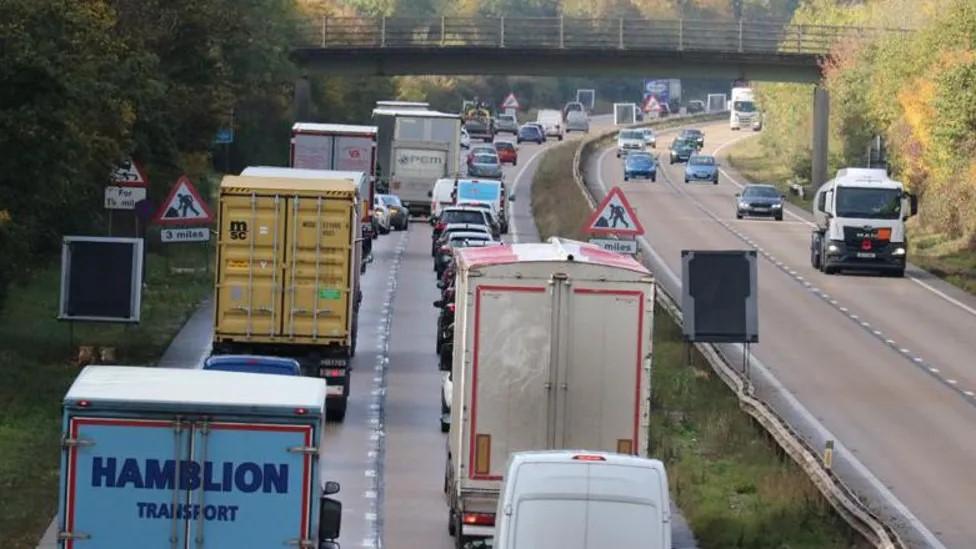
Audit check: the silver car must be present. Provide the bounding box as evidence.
[565,111,589,133]
[494,114,518,134]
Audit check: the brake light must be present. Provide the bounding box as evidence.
[323,368,344,378]
[78,400,91,408]
[294,408,308,416]
[572,454,606,462]
[861,239,872,251]
[435,222,446,231]
[462,512,495,526]
[447,303,455,313]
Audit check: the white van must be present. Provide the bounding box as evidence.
[536,109,564,141]
[430,177,456,218]
[493,451,671,549]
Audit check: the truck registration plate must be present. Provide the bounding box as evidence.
[856,252,876,258]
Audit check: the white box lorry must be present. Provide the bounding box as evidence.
[493,451,671,549]
[445,238,655,547]
[373,105,461,216]
[55,366,342,548]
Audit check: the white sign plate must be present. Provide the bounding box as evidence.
[589,238,638,255]
[104,186,147,210]
[161,227,211,243]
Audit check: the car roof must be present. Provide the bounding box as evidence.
[745,184,778,190]
[448,231,493,239]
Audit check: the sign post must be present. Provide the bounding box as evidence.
[107,158,150,237]
[582,187,644,255]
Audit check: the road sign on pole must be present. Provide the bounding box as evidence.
[583,186,645,237]
[501,93,520,110]
[153,175,214,226]
[110,158,149,188]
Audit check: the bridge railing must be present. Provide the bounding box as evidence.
[302,16,899,55]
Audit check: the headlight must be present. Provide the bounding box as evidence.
[892,247,906,256]
[827,243,840,253]
[738,201,749,208]
[772,203,782,209]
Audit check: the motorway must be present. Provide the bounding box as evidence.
[588,120,976,548]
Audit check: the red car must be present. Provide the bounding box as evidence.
[494,141,518,166]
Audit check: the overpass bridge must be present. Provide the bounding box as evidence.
[292,16,898,83]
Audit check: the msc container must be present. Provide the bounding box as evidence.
[212,168,363,421]
[55,366,342,549]
[446,238,655,546]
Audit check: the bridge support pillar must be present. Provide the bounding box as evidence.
[293,75,311,122]
[811,86,829,189]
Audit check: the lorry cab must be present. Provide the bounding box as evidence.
[810,168,918,277]
[56,366,341,548]
[493,451,671,549]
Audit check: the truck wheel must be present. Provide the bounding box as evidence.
[888,268,905,278]
[440,417,450,433]
[448,509,459,537]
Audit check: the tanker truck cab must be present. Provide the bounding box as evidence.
[810,168,918,277]
[55,366,342,548]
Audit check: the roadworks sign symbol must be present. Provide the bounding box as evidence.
[153,175,214,226]
[110,158,149,188]
[502,93,520,109]
[584,186,645,237]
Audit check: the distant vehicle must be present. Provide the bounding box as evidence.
[433,222,493,256]
[468,152,503,179]
[446,239,654,546]
[378,193,409,230]
[467,145,496,167]
[456,178,509,234]
[536,109,565,141]
[684,154,719,184]
[616,129,646,158]
[455,201,502,238]
[460,127,471,149]
[562,101,585,119]
[517,124,545,144]
[810,168,917,277]
[687,100,706,114]
[730,87,761,131]
[432,207,493,252]
[463,102,495,142]
[679,128,705,148]
[435,232,496,277]
[565,110,590,133]
[736,184,784,221]
[203,355,302,376]
[494,140,518,165]
[668,138,697,164]
[624,152,657,182]
[493,451,671,549]
[430,177,456,219]
[494,114,519,134]
[57,366,343,548]
[372,196,392,234]
[640,127,657,148]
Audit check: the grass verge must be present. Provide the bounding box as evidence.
[725,135,812,210]
[0,250,211,547]
[531,133,869,548]
[650,308,868,548]
[726,135,976,296]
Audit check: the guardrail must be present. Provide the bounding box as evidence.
[567,115,904,548]
[300,16,903,56]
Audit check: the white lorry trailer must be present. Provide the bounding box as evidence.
[445,238,655,548]
[810,168,917,277]
[372,105,461,216]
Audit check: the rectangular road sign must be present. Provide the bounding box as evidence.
[161,227,210,243]
[589,238,638,255]
[104,186,147,210]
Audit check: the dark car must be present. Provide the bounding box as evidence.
[468,152,503,179]
[623,152,657,182]
[679,128,705,148]
[517,124,545,144]
[687,100,706,114]
[203,355,301,376]
[377,193,408,231]
[736,184,784,220]
[684,154,719,184]
[668,138,697,164]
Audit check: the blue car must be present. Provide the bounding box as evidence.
[684,154,719,185]
[517,124,545,144]
[623,152,657,182]
[204,354,302,376]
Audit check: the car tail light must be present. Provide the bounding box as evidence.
[462,512,495,526]
[323,368,344,378]
[78,400,91,408]
[861,239,872,251]
[435,222,446,231]
[572,454,606,462]
[447,303,455,313]
[294,407,308,415]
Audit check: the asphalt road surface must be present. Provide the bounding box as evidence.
[591,121,976,548]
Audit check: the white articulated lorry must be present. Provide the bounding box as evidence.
[445,238,655,548]
[810,168,918,277]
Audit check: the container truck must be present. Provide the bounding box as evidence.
[212,167,364,421]
[810,168,917,277]
[373,104,462,216]
[54,365,342,548]
[445,238,655,548]
[290,123,377,222]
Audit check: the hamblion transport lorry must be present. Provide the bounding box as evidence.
[810,167,918,277]
[212,167,364,420]
[55,366,342,548]
[373,105,461,216]
[445,238,655,547]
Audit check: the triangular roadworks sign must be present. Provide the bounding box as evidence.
[583,186,645,237]
[153,175,214,226]
[502,93,520,109]
[110,158,149,188]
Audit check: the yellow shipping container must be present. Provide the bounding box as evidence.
[213,168,363,356]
